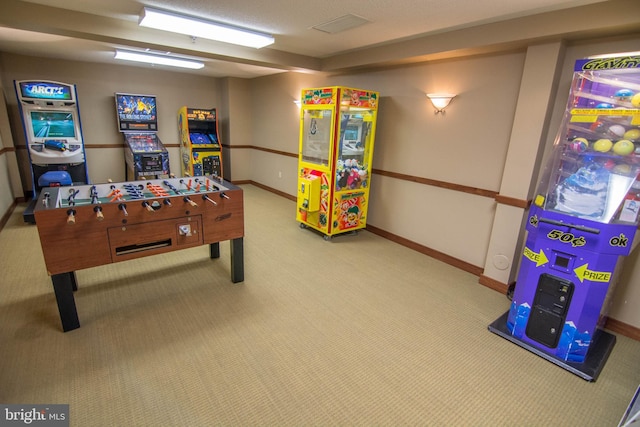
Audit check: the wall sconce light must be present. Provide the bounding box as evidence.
[139,7,275,49]
[293,100,301,108]
[426,93,456,114]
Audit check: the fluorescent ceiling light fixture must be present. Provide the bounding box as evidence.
[139,7,275,49]
[114,50,204,69]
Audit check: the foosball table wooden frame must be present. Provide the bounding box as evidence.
[33,176,244,332]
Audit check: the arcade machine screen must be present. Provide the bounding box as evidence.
[29,111,76,139]
[27,110,83,154]
[190,133,219,146]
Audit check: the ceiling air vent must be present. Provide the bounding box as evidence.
[312,14,370,34]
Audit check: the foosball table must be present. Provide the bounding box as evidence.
[33,175,244,332]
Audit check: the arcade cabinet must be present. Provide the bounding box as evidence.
[296,86,379,239]
[14,80,89,224]
[178,107,222,178]
[489,53,640,381]
[115,93,170,180]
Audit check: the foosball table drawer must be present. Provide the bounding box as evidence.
[108,216,203,262]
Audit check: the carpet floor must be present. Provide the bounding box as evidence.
[1,184,639,426]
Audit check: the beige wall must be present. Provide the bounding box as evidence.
[0,64,21,215]
[0,34,639,330]
[243,72,329,195]
[483,42,566,287]
[0,152,16,216]
[220,77,254,182]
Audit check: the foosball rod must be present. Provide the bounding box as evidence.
[201,194,217,205]
[163,180,182,195]
[94,206,104,221]
[66,209,76,225]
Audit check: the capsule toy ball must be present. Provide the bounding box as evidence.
[608,124,626,138]
[593,138,613,152]
[623,128,640,141]
[613,139,635,156]
[615,88,634,101]
[569,137,589,152]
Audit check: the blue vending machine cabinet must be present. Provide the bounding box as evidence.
[490,54,640,380]
[507,205,637,363]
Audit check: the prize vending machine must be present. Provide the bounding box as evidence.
[178,107,222,178]
[115,93,170,180]
[296,86,379,239]
[14,80,89,223]
[489,54,640,381]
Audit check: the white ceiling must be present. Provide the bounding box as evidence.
[0,0,628,78]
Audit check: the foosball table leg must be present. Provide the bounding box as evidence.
[51,272,81,332]
[209,242,220,259]
[70,271,78,291]
[230,237,244,283]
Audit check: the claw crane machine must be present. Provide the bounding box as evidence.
[296,87,379,240]
[489,53,640,381]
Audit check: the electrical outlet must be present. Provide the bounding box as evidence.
[278,171,282,178]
